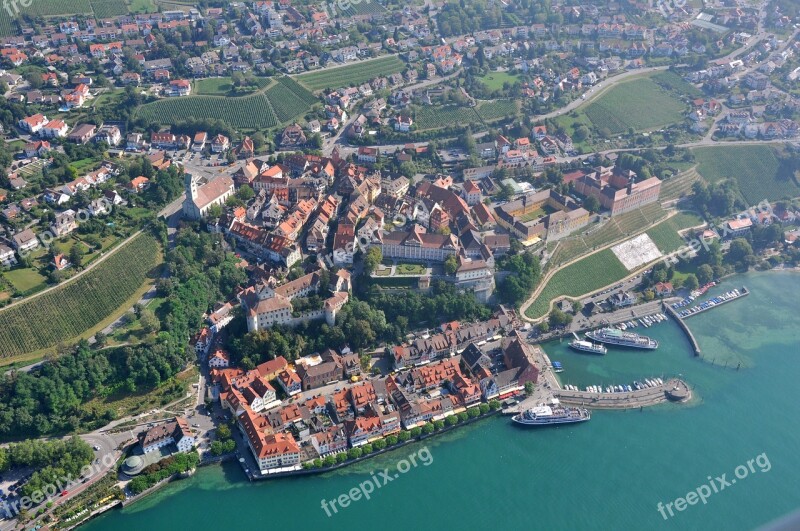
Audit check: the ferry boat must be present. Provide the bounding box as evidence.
[569,339,608,355]
[552,361,564,373]
[585,327,658,350]
[512,405,591,427]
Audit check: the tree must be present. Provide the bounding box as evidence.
[140,309,161,335]
[236,185,255,202]
[94,331,107,348]
[216,425,232,440]
[728,238,753,264]
[363,247,382,275]
[583,195,600,213]
[524,382,534,396]
[444,254,459,276]
[696,264,714,285]
[683,273,699,291]
[421,422,434,435]
[69,244,84,268]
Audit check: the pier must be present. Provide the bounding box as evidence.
[554,378,690,409]
[679,286,749,319]
[665,304,702,356]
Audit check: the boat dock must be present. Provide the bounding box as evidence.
[676,286,749,319]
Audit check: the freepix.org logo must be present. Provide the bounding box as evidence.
[2,0,33,18]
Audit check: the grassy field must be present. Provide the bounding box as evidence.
[650,70,704,98]
[478,72,521,90]
[295,56,406,91]
[0,233,162,360]
[3,268,47,293]
[645,212,704,253]
[525,249,628,319]
[193,77,270,96]
[475,99,519,122]
[693,145,800,204]
[583,76,687,134]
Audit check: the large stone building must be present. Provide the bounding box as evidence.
[375,226,460,262]
[494,189,589,243]
[574,166,661,216]
[138,417,195,454]
[239,271,349,331]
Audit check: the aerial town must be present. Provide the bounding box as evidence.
[0,0,799,528]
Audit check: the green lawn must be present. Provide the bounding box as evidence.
[645,212,704,253]
[397,263,426,275]
[583,76,687,134]
[3,268,47,293]
[526,249,628,319]
[193,77,269,96]
[693,145,800,204]
[478,72,521,90]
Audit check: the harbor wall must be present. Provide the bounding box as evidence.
[664,304,701,356]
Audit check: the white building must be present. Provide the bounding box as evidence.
[182,173,235,220]
[138,417,195,453]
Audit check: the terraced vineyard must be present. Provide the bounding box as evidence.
[265,82,314,123]
[339,0,386,16]
[0,0,92,35]
[693,145,800,204]
[137,93,279,130]
[645,212,703,253]
[660,167,703,203]
[275,76,319,106]
[475,99,519,122]
[296,56,406,91]
[525,249,628,319]
[0,233,161,359]
[90,0,129,17]
[415,105,479,130]
[550,203,668,266]
[529,211,703,319]
[584,76,687,134]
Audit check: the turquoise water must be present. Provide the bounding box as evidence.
[84,271,800,531]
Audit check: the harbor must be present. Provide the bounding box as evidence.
[504,344,691,415]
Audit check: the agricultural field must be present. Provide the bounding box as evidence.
[137,93,279,130]
[295,56,406,91]
[414,105,479,130]
[650,71,704,98]
[645,212,704,254]
[478,72,521,90]
[0,233,162,359]
[583,76,687,134]
[525,249,628,319]
[275,76,320,106]
[90,0,129,18]
[660,167,703,203]
[693,145,800,204]
[265,82,315,123]
[475,99,519,122]
[339,0,386,16]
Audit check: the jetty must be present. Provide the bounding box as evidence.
[554,378,690,409]
[665,304,702,356]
